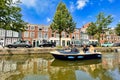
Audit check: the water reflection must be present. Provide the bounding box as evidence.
[0,53,120,80]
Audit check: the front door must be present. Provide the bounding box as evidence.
[62,40,65,46]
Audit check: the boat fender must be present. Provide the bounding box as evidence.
[68,56,75,59]
[77,56,84,58]
[97,55,101,57]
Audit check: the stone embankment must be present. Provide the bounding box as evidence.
[0,48,56,55]
[95,47,120,52]
[0,47,120,55]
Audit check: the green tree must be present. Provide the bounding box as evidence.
[0,0,27,32]
[115,22,120,36]
[86,12,113,43]
[50,2,76,46]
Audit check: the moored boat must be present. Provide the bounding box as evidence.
[50,50,102,60]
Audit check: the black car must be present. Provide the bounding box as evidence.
[113,43,120,47]
[5,40,32,48]
[39,42,55,47]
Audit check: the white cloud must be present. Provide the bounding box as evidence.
[112,15,116,18]
[47,17,51,22]
[70,2,75,12]
[20,0,58,15]
[13,0,17,3]
[76,0,89,9]
[21,0,37,8]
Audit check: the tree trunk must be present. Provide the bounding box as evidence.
[98,33,101,46]
[59,33,62,46]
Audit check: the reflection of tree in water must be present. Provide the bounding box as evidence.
[87,65,113,80]
[5,73,24,80]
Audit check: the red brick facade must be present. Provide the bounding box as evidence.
[22,24,120,46]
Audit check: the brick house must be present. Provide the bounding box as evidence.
[22,24,81,47]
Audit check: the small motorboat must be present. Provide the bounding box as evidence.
[50,50,102,60]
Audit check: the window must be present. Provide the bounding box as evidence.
[6,38,11,44]
[30,26,35,30]
[38,31,42,38]
[66,35,69,38]
[44,33,48,39]
[75,29,79,33]
[76,34,79,39]
[52,33,54,37]
[44,27,48,31]
[62,32,65,38]
[56,33,59,38]
[6,30,12,37]
[30,32,34,38]
[24,31,29,37]
[13,31,19,37]
[0,29,5,36]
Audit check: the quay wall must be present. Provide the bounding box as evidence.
[0,47,120,55]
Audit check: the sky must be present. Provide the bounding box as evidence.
[18,0,120,28]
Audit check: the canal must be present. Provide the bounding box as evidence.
[0,53,120,80]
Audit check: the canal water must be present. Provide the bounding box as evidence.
[0,53,120,80]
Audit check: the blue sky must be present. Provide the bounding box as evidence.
[18,0,120,28]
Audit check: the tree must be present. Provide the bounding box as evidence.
[0,0,27,32]
[50,2,76,46]
[86,12,113,43]
[115,22,120,36]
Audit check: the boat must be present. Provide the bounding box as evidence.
[50,50,102,60]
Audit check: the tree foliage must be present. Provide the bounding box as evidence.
[50,2,76,46]
[86,12,113,42]
[115,23,120,36]
[0,0,27,32]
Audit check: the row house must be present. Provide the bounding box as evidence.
[100,28,120,44]
[81,23,120,44]
[22,24,81,47]
[49,28,80,46]
[22,24,50,47]
[0,28,19,47]
[80,23,93,44]
[71,28,81,45]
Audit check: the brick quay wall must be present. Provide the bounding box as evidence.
[0,47,120,55]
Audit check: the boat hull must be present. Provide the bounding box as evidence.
[51,51,102,60]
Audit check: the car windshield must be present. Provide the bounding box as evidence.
[14,41,20,44]
[104,42,112,44]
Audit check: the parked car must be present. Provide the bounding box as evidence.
[5,40,32,48]
[113,43,120,47]
[39,42,55,47]
[101,42,113,47]
[89,42,98,47]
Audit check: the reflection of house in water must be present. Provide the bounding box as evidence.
[0,60,19,80]
[0,60,17,72]
[19,58,52,74]
[1,54,120,80]
[0,55,53,80]
[102,54,120,69]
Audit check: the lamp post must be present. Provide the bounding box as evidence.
[39,28,42,44]
[72,36,74,45]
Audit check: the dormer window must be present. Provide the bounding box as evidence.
[39,28,42,30]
